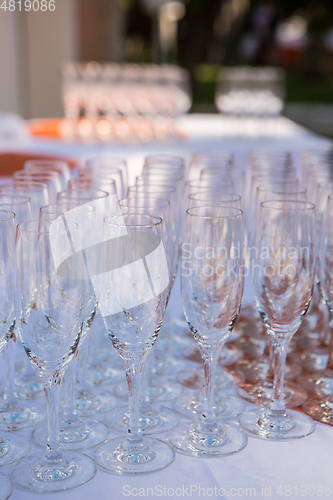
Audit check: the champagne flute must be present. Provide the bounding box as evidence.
[303,194,333,422]
[13,219,96,492]
[169,206,247,456]
[32,203,109,450]
[94,214,175,474]
[0,211,30,471]
[0,195,46,430]
[240,200,316,439]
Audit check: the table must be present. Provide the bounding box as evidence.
[1,114,332,500]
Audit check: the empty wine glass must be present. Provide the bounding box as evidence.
[303,194,333,423]
[106,197,178,436]
[169,206,247,457]
[32,203,109,451]
[0,195,46,430]
[24,159,71,190]
[0,211,30,469]
[94,214,175,474]
[13,219,96,492]
[240,200,316,440]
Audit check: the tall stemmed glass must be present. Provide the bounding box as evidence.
[106,197,178,436]
[169,206,247,457]
[240,200,316,440]
[13,219,96,492]
[0,211,30,473]
[238,185,309,406]
[303,194,333,423]
[0,195,46,430]
[56,189,118,413]
[32,203,109,451]
[94,214,175,474]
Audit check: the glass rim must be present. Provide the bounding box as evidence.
[260,200,315,211]
[257,184,307,194]
[186,205,243,219]
[201,167,243,174]
[0,194,31,205]
[13,171,57,179]
[189,192,241,201]
[58,188,109,199]
[128,185,176,194]
[186,179,234,188]
[24,159,69,167]
[17,219,79,234]
[78,171,118,182]
[0,181,48,190]
[69,178,117,189]
[118,197,170,209]
[82,166,122,174]
[104,213,163,228]
[251,170,296,179]
[139,170,182,179]
[40,203,96,214]
[0,210,15,222]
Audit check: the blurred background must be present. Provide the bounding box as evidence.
[1,0,333,137]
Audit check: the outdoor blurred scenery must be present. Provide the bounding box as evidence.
[1,0,333,137]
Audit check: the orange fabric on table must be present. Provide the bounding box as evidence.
[27,118,63,139]
[0,152,79,176]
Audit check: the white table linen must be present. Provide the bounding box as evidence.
[1,114,332,500]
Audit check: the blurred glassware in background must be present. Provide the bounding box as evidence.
[61,62,191,143]
[215,67,285,118]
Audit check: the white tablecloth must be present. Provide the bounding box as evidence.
[1,114,332,500]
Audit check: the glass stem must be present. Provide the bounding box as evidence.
[42,375,62,463]
[77,337,89,391]
[270,340,288,413]
[201,347,219,429]
[140,354,151,409]
[266,336,274,383]
[124,357,144,444]
[63,354,78,422]
[3,335,20,407]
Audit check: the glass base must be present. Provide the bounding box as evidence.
[236,359,301,383]
[298,370,333,396]
[32,417,109,450]
[240,408,315,440]
[237,381,307,407]
[169,421,247,457]
[115,379,182,403]
[70,388,118,417]
[0,401,45,431]
[94,436,175,475]
[0,473,12,500]
[0,432,30,467]
[105,404,179,436]
[12,451,97,493]
[303,396,333,424]
[173,391,244,420]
